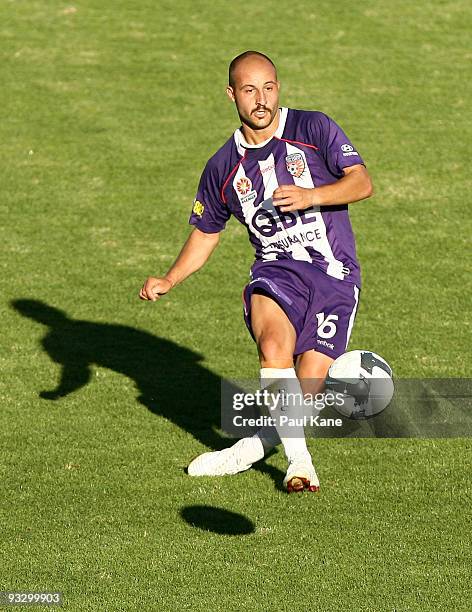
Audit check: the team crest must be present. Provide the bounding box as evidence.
[192,200,205,217]
[285,153,305,178]
[236,176,252,195]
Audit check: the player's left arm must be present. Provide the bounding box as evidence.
[273,164,373,212]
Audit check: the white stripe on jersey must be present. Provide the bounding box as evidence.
[285,142,347,280]
[233,160,279,261]
[345,285,360,349]
[259,155,278,199]
[258,155,311,262]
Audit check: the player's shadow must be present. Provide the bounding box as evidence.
[11,299,284,488]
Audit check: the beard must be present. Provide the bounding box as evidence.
[239,105,279,132]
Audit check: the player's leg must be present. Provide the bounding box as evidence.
[187,262,323,489]
[188,265,359,489]
[249,290,296,369]
[249,349,334,460]
[188,291,301,482]
[187,292,318,490]
[249,269,359,490]
[253,349,334,449]
[249,292,319,492]
[296,349,334,397]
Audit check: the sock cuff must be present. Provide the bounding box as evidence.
[260,367,297,380]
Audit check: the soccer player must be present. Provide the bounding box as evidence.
[139,51,373,492]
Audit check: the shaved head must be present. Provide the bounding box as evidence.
[229,51,277,88]
[226,50,280,142]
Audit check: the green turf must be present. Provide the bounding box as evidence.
[1,1,471,610]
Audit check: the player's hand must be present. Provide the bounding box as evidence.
[139,277,173,302]
[273,185,315,212]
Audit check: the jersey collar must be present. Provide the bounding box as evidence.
[233,107,288,156]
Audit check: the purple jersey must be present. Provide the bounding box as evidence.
[189,107,364,285]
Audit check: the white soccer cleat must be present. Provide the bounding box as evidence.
[283,453,320,493]
[187,437,264,477]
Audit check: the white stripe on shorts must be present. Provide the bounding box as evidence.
[345,285,360,350]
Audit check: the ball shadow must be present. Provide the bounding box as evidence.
[180,505,255,536]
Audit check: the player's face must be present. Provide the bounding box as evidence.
[226,58,280,132]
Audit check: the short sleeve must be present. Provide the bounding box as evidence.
[311,113,365,177]
[189,161,231,233]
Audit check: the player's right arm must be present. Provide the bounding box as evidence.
[140,154,230,302]
[139,227,220,302]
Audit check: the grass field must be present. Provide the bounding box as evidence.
[1,1,471,610]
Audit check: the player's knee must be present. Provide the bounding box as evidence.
[257,332,292,364]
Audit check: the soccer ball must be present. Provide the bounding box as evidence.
[325,350,394,419]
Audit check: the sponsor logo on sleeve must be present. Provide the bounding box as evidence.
[285,152,305,178]
[192,200,205,217]
[341,143,359,157]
